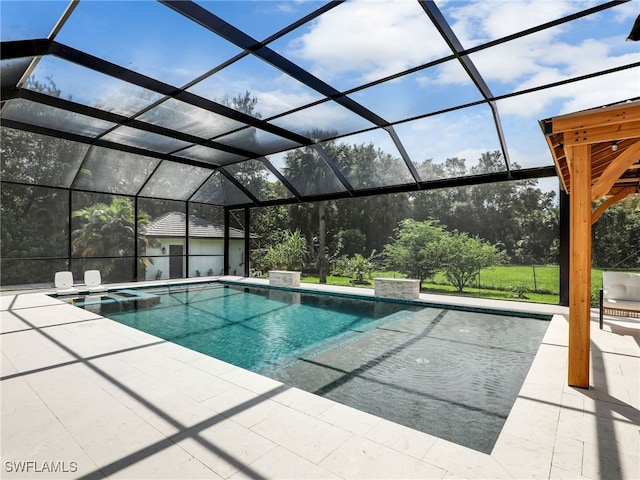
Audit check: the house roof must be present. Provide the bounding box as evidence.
[142,212,254,239]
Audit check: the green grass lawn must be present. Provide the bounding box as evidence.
[300,265,636,305]
[452,266,560,293]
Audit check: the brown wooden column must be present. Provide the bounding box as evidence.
[567,143,592,388]
[542,100,640,388]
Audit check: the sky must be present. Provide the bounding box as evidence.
[2,0,639,197]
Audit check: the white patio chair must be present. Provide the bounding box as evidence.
[84,270,108,293]
[54,271,79,295]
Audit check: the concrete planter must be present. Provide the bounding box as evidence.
[268,270,301,288]
[374,278,420,300]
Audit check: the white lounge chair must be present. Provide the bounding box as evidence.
[54,271,79,295]
[599,271,640,329]
[84,270,108,293]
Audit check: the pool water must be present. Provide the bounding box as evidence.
[75,282,550,453]
[268,306,550,454]
[78,283,422,371]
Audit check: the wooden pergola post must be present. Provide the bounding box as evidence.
[542,100,640,389]
[567,143,592,388]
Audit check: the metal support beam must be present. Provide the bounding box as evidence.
[0,38,51,60]
[313,145,354,193]
[16,89,259,159]
[47,41,312,146]
[384,126,421,184]
[223,208,230,275]
[559,187,570,307]
[185,201,190,278]
[134,196,139,281]
[488,100,512,171]
[244,208,251,277]
[419,1,511,170]
[192,165,559,209]
[260,157,303,201]
[218,167,262,206]
[160,0,390,127]
[68,188,73,274]
[0,117,233,171]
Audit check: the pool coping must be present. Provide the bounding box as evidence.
[219,279,554,320]
[2,277,638,479]
[52,275,560,320]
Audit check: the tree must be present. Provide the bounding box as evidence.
[0,77,83,285]
[335,193,411,254]
[592,196,640,269]
[410,152,560,265]
[511,186,558,264]
[382,219,508,292]
[410,157,471,233]
[383,219,446,283]
[338,229,366,257]
[219,90,261,119]
[438,231,508,292]
[284,132,341,283]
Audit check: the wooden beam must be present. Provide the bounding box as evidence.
[591,187,635,224]
[565,122,640,146]
[591,140,640,201]
[552,101,640,133]
[568,143,592,389]
[561,142,574,193]
[545,133,569,192]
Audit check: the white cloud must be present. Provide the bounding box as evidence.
[559,70,640,113]
[398,108,502,165]
[275,3,296,14]
[284,0,637,110]
[416,61,474,87]
[285,0,450,84]
[470,32,637,91]
[272,101,368,134]
[256,89,320,118]
[189,68,321,119]
[427,1,638,110]
[497,66,639,118]
[442,0,594,46]
[264,1,638,178]
[437,2,640,119]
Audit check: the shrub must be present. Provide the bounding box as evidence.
[590,285,601,306]
[345,254,374,284]
[331,255,350,277]
[509,283,529,298]
[263,230,307,271]
[383,219,446,283]
[437,232,509,292]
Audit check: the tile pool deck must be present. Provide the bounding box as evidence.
[1,277,638,479]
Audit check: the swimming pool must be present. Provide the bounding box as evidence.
[76,283,423,371]
[73,282,550,453]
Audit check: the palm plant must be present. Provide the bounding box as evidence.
[72,197,155,277]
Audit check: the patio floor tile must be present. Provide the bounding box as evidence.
[319,435,447,479]
[1,286,638,479]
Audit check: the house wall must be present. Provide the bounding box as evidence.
[143,238,245,280]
